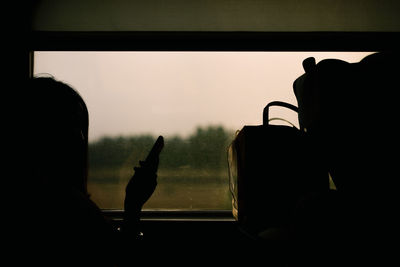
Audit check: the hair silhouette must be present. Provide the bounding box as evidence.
[22,77,160,266]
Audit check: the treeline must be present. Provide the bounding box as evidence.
[88,125,235,171]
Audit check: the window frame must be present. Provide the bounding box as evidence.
[28,31,399,221]
[29,31,399,52]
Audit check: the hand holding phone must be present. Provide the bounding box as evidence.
[145,135,164,167]
[134,135,164,172]
[125,136,164,213]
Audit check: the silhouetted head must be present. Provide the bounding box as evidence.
[26,76,89,195]
[294,52,399,195]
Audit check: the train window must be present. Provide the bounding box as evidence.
[33,51,372,211]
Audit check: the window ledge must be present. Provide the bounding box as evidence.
[102,209,235,222]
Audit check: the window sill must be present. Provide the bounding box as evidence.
[102,209,235,222]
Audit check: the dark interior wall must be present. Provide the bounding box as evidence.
[31,0,400,32]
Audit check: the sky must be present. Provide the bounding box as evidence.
[34,51,372,141]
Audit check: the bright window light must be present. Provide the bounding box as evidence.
[34,51,372,210]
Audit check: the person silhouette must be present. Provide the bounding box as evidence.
[22,76,160,266]
[291,51,400,265]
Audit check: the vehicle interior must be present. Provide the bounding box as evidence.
[19,0,399,265]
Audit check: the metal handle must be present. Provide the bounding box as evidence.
[263,101,298,126]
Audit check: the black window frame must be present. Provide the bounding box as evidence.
[28,30,399,221]
[29,31,399,52]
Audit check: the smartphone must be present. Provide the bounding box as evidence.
[145,135,164,163]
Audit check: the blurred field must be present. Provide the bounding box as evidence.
[87,126,235,210]
[87,168,232,210]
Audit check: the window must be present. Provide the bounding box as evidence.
[34,51,372,210]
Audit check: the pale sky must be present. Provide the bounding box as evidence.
[34,52,372,141]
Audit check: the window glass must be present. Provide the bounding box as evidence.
[34,51,372,210]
